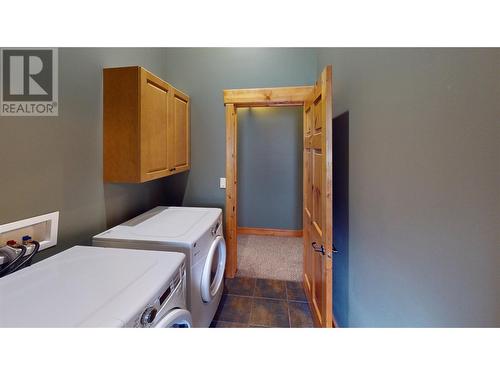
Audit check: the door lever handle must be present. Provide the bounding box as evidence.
[311,241,325,255]
[327,245,339,259]
[312,242,339,258]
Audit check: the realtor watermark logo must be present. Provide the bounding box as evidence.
[1,48,58,116]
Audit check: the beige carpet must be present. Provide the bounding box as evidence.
[236,235,303,281]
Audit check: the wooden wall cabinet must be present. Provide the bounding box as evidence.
[103,66,190,183]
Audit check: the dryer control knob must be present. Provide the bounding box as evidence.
[140,307,158,326]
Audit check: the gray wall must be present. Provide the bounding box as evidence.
[318,48,500,327]
[0,48,186,261]
[1,48,316,260]
[237,107,303,230]
[1,47,498,327]
[162,48,317,217]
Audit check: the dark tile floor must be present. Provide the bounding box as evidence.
[210,277,314,328]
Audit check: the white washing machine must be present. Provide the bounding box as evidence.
[0,246,191,328]
[93,206,226,328]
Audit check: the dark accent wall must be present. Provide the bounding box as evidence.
[332,111,349,327]
[237,107,303,230]
[319,48,500,327]
[0,48,186,262]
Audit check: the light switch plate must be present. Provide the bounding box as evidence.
[219,177,226,189]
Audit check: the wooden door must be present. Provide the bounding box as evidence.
[169,88,190,173]
[140,69,170,181]
[303,65,333,327]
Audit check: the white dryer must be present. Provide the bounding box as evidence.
[93,206,226,328]
[0,246,191,328]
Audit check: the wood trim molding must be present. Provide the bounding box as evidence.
[238,227,303,237]
[224,84,314,279]
[225,104,238,278]
[224,86,314,107]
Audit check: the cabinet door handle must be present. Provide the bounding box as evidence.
[169,167,176,172]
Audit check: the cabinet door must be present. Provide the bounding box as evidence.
[169,88,190,173]
[140,69,171,181]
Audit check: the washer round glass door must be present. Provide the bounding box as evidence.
[201,235,226,303]
[153,309,192,328]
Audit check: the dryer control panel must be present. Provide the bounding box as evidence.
[134,263,186,328]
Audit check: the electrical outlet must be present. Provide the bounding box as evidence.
[219,177,226,189]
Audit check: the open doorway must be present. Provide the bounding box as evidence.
[236,107,303,281]
[222,68,333,327]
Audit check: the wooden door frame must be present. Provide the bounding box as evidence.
[223,86,314,278]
